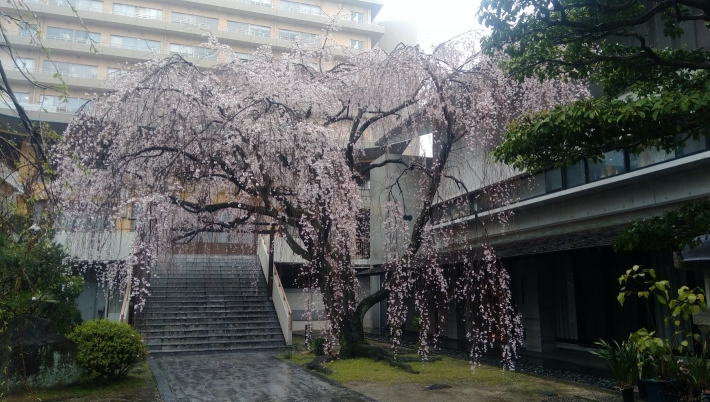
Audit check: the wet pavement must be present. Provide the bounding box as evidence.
[149,352,375,402]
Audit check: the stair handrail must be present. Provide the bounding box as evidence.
[259,234,292,345]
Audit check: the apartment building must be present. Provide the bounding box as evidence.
[0,0,385,124]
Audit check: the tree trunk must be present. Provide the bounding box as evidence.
[339,287,390,358]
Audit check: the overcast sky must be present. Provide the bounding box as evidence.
[374,0,486,50]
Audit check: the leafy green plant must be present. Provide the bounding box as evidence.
[688,346,710,391]
[618,265,706,381]
[0,214,84,334]
[590,339,638,389]
[312,337,326,356]
[69,320,147,383]
[280,345,294,359]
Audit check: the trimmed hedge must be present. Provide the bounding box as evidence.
[69,320,147,383]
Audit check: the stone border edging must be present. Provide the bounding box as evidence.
[148,355,177,402]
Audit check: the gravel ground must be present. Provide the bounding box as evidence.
[364,334,618,392]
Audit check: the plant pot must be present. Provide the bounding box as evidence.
[642,379,677,402]
[621,387,634,402]
[637,380,648,398]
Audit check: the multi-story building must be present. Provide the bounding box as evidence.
[0,0,387,124]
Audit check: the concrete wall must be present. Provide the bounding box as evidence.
[439,151,710,249]
[375,20,416,52]
[369,153,427,265]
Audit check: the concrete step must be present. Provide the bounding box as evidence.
[143,302,274,310]
[147,338,284,351]
[138,312,281,322]
[144,330,283,342]
[139,254,285,352]
[144,297,269,304]
[141,321,281,337]
[147,344,283,354]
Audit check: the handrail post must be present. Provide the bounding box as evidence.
[267,225,274,301]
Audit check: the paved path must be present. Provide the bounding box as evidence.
[149,352,375,402]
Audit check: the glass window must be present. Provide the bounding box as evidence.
[351,12,364,22]
[169,44,216,60]
[227,21,271,37]
[629,147,675,170]
[351,39,364,50]
[235,52,253,61]
[51,0,103,12]
[113,4,162,19]
[517,172,545,201]
[565,161,586,187]
[43,60,98,79]
[46,27,100,43]
[545,168,563,192]
[19,23,38,38]
[14,58,34,72]
[280,0,320,15]
[676,134,708,157]
[171,12,218,29]
[107,67,128,77]
[587,150,626,182]
[110,35,160,51]
[278,29,318,43]
[40,95,89,112]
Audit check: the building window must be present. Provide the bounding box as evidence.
[171,12,218,29]
[351,12,364,22]
[112,3,162,19]
[278,29,319,43]
[110,35,160,51]
[629,147,675,170]
[14,58,34,73]
[587,150,626,182]
[227,21,271,37]
[169,44,216,60]
[51,0,103,12]
[107,67,129,77]
[40,95,90,112]
[235,52,253,62]
[46,27,100,44]
[43,60,98,79]
[351,40,364,50]
[228,0,271,6]
[564,161,586,188]
[544,168,563,192]
[3,92,30,105]
[676,134,708,157]
[18,23,38,38]
[280,0,320,15]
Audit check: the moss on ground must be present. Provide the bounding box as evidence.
[282,338,617,401]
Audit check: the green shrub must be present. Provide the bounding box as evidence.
[0,215,84,334]
[312,337,325,356]
[69,320,147,383]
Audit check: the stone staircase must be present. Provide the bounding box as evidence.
[137,255,285,354]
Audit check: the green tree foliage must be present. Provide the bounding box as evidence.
[481,0,710,253]
[0,214,83,334]
[480,0,710,172]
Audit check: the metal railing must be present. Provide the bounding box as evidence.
[13,30,221,60]
[19,0,384,26]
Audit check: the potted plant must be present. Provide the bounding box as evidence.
[591,339,638,402]
[688,349,710,401]
[617,266,707,402]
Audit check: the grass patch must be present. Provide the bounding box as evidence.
[4,360,159,402]
[282,352,613,400]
